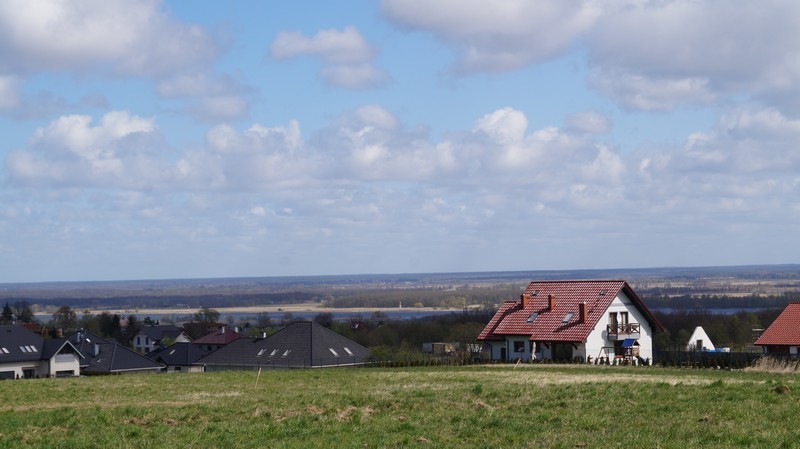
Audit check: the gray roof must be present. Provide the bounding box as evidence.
[0,325,82,363]
[67,330,163,374]
[145,342,209,367]
[137,325,188,342]
[198,321,370,369]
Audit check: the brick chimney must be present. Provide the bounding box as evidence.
[579,302,587,323]
[548,294,556,311]
[521,294,529,308]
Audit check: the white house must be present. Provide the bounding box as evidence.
[133,325,192,353]
[478,280,663,364]
[686,326,715,351]
[0,325,83,379]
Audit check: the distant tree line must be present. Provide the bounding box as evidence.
[652,308,784,351]
[642,292,800,311]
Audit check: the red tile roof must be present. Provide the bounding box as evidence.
[193,328,244,345]
[478,280,661,343]
[755,302,800,346]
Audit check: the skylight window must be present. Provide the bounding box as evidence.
[29,346,37,353]
[257,349,266,356]
[19,346,29,353]
[527,312,538,323]
[329,348,339,357]
[270,349,279,356]
[562,313,574,323]
[282,349,291,357]
[343,347,354,356]
[169,349,176,355]
[530,290,539,296]
[599,290,607,296]
[0,347,9,354]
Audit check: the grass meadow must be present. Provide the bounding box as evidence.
[1,365,799,448]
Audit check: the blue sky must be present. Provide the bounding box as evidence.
[1,0,799,282]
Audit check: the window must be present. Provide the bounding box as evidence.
[30,346,38,353]
[282,349,291,357]
[530,290,539,296]
[257,349,267,356]
[169,349,176,355]
[343,347,354,356]
[0,347,9,354]
[19,346,28,353]
[270,349,279,356]
[620,312,629,325]
[513,341,525,353]
[609,312,618,326]
[562,313,574,324]
[526,312,538,323]
[329,348,339,357]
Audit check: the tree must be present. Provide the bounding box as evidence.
[1,302,13,323]
[313,312,334,328]
[11,301,34,323]
[193,307,220,325]
[52,306,78,333]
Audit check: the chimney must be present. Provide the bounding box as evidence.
[579,302,587,323]
[220,326,225,334]
[548,294,556,311]
[520,294,529,308]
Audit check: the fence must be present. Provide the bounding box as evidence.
[654,350,765,369]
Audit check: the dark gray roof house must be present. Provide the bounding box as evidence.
[67,330,164,375]
[0,324,83,379]
[145,342,209,373]
[198,321,370,371]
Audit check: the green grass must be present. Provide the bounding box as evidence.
[2,365,800,448]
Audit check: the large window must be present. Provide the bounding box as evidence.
[513,341,526,353]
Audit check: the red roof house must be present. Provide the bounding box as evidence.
[754,302,800,355]
[192,326,245,352]
[478,280,662,363]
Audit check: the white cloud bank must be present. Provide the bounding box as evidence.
[381,0,800,114]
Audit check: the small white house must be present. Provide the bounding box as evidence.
[0,325,83,379]
[478,280,663,364]
[686,326,715,351]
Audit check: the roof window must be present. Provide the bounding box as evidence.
[530,290,539,296]
[282,349,291,357]
[527,312,538,323]
[343,347,354,356]
[0,347,9,354]
[19,346,29,353]
[257,349,266,356]
[169,349,176,355]
[599,290,607,296]
[269,349,279,357]
[329,348,339,357]
[562,313,574,323]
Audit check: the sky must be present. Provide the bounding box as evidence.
[1,0,799,283]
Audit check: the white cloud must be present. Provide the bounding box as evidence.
[270,26,375,64]
[0,75,20,109]
[269,26,389,89]
[565,111,611,134]
[0,0,218,76]
[381,0,601,73]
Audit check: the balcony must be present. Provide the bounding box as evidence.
[606,323,640,340]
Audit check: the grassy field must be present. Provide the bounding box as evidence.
[1,365,799,448]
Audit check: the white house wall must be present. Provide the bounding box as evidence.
[582,291,655,363]
[686,327,715,351]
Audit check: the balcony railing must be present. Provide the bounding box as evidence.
[606,323,640,338]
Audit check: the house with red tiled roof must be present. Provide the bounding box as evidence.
[478,280,663,364]
[192,326,245,352]
[754,302,800,355]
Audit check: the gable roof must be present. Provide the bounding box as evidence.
[0,324,83,363]
[755,302,800,346]
[137,325,188,342]
[478,280,662,343]
[198,321,370,368]
[145,342,209,366]
[66,330,163,374]
[193,327,244,345]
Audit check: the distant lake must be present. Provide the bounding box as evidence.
[651,307,773,315]
[126,309,461,324]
